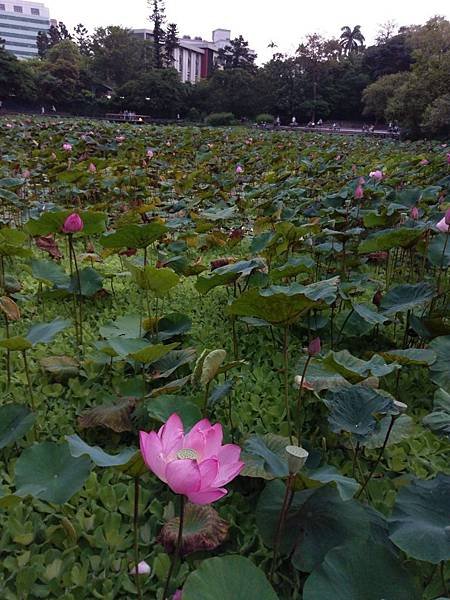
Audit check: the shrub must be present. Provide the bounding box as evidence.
[255,113,274,124]
[205,112,235,126]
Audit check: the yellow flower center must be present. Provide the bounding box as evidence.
[176,448,199,460]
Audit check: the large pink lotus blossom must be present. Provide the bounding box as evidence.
[369,170,383,181]
[140,414,244,505]
[62,143,72,152]
[62,213,84,234]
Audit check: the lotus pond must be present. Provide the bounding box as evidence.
[0,117,449,600]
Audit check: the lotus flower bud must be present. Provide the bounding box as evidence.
[393,400,407,414]
[236,164,244,174]
[146,149,154,158]
[62,213,84,234]
[308,337,321,356]
[419,158,429,166]
[88,163,96,173]
[410,206,419,220]
[62,143,72,152]
[372,290,383,307]
[285,445,309,474]
[173,591,183,600]
[354,185,364,200]
[129,561,151,576]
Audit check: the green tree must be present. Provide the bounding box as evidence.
[90,27,148,87]
[164,23,178,66]
[149,0,166,68]
[339,25,365,54]
[73,24,92,56]
[217,36,257,71]
[362,72,409,121]
[0,45,36,100]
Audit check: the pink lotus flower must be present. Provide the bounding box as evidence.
[446,209,450,225]
[146,149,154,158]
[369,170,383,181]
[6,123,13,129]
[63,143,72,152]
[358,176,366,184]
[22,169,31,179]
[410,206,419,220]
[308,337,321,356]
[236,165,244,174]
[173,591,182,600]
[419,158,429,166]
[140,414,244,505]
[354,185,364,200]
[88,163,96,173]
[62,213,84,234]
[116,135,125,143]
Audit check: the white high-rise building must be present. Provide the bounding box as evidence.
[0,1,50,59]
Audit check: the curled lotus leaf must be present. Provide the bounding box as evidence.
[158,502,229,555]
[0,296,20,321]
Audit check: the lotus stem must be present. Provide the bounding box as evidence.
[133,477,143,600]
[356,415,397,499]
[163,495,185,600]
[202,381,211,416]
[283,325,293,444]
[231,316,239,360]
[440,561,448,597]
[4,315,11,387]
[337,307,354,344]
[69,235,83,348]
[22,350,35,411]
[295,355,311,443]
[269,474,293,583]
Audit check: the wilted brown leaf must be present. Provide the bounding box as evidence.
[0,296,20,321]
[78,397,137,432]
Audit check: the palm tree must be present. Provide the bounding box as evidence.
[339,25,365,54]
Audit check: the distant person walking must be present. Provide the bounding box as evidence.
[291,116,297,127]
[51,105,56,113]
[41,106,45,115]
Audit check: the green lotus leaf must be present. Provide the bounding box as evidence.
[15,442,92,504]
[380,348,437,366]
[380,282,435,315]
[352,303,388,326]
[30,259,70,287]
[39,355,79,381]
[26,319,71,345]
[66,434,136,467]
[427,234,450,267]
[364,415,414,449]
[429,335,450,389]
[241,434,292,480]
[128,342,178,364]
[99,314,142,339]
[25,210,106,236]
[128,264,180,296]
[146,395,202,429]
[303,542,419,600]
[67,267,103,297]
[100,222,168,249]
[323,350,399,383]
[324,385,396,442]
[0,336,32,351]
[270,255,315,281]
[422,388,450,438]
[0,404,36,450]
[359,227,424,253]
[256,482,370,572]
[389,475,450,564]
[182,556,278,600]
[195,259,265,295]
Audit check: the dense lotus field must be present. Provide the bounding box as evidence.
[0,117,449,600]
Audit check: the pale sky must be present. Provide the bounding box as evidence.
[45,0,449,63]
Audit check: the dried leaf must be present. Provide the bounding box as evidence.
[78,397,137,432]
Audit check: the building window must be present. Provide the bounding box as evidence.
[0,4,5,10]
[31,8,40,15]
[14,5,23,13]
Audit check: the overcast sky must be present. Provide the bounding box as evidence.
[45,0,449,63]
